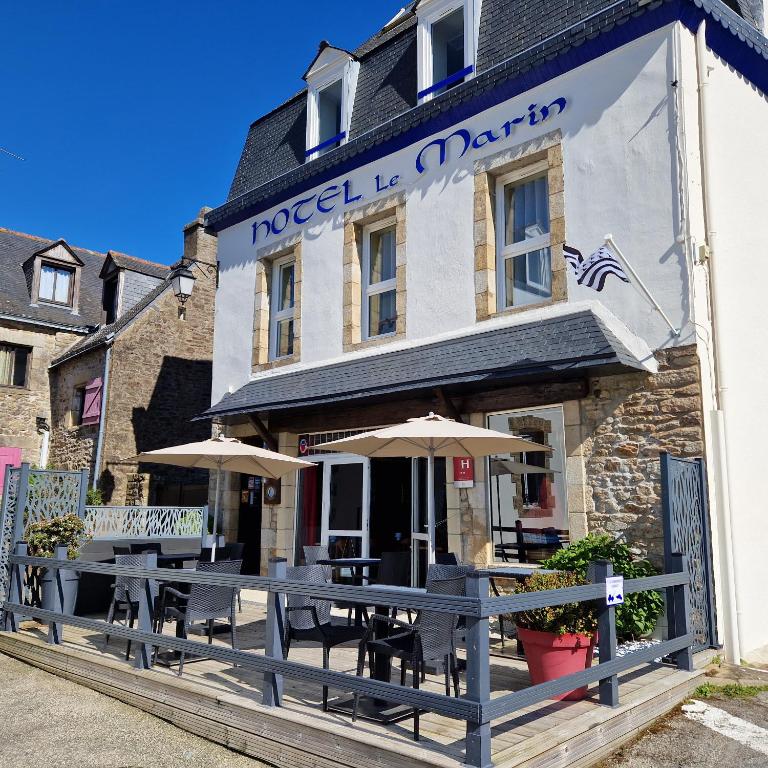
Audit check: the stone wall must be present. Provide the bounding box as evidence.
[100,221,216,504]
[577,345,704,565]
[48,347,106,477]
[1,320,84,465]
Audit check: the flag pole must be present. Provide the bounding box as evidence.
[604,234,681,337]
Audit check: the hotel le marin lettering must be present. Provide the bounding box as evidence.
[202,0,768,660]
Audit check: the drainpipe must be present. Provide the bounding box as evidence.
[695,21,742,664]
[91,336,114,490]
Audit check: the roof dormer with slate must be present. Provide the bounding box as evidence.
[24,239,84,315]
[98,250,168,324]
[216,0,765,232]
[303,41,360,161]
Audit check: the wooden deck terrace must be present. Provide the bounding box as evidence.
[0,597,706,768]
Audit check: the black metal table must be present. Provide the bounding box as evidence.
[319,557,417,724]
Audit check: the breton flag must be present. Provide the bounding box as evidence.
[563,243,630,292]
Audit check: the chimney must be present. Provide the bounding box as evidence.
[183,206,217,266]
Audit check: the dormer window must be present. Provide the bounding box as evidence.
[416,0,481,101]
[316,80,343,156]
[304,41,359,161]
[27,239,83,312]
[39,263,74,305]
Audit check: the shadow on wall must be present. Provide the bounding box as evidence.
[132,355,213,501]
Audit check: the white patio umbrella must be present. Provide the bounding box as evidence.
[320,413,551,563]
[133,435,315,560]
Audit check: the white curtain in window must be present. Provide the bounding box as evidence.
[39,265,56,301]
[0,346,12,386]
[54,268,71,303]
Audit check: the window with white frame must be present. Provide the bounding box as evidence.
[417,0,480,100]
[495,163,552,309]
[304,45,359,160]
[362,219,397,339]
[316,80,343,156]
[269,257,295,360]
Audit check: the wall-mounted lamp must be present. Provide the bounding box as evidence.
[170,264,197,306]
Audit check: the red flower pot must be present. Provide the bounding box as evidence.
[517,627,596,701]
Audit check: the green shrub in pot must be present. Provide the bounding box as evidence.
[542,534,664,641]
[513,570,598,636]
[26,514,89,560]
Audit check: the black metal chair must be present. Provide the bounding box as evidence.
[353,575,466,741]
[304,544,365,624]
[283,565,368,711]
[104,554,160,660]
[156,559,242,676]
[435,552,459,566]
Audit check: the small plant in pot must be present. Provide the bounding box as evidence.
[25,514,90,615]
[513,571,598,701]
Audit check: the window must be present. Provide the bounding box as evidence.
[431,8,465,95]
[39,263,74,305]
[316,80,343,155]
[362,220,397,339]
[102,276,119,324]
[487,405,568,563]
[0,344,30,387]
[304,45,359,160]
[71,385,87,427]
[417,0,479,101]
[495,169,552,309]
[269,257,295,360]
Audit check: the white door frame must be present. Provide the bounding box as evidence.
[411,458,431,585]
[317,454,371,558]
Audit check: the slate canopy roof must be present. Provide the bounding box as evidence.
[213,0,766,232]
[202,309,652,419]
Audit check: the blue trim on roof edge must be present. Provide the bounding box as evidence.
[305,131,347,158]
[209,0,768,233]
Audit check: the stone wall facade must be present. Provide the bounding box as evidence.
[48,347,106,478]
[577,345,704,566]
[0,320,84,465]
[48,210,217,504]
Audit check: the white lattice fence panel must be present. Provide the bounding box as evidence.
[25,471,83,526]
[83,506,205,539]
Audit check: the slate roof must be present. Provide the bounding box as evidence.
[0,227,105,330]
[102,250,169,280]
[216,0,765,230]
[49,277,173,367]
[203,309,648,419]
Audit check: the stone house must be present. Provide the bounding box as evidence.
[0,210,217,505]
[200,0,768,664]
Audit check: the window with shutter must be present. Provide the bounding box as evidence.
[81,377,103,426]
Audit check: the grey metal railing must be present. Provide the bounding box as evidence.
[1,546,693,768]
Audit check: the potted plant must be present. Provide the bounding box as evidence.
[513,570,598,701]
[25,514,90,615]
[542,534,664,642]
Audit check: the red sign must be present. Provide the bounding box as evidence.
[453,457,474,488]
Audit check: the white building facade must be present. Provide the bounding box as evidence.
[204,0,768,662]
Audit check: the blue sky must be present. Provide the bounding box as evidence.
[1,1,405,264]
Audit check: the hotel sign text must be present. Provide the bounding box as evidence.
[252,96,568,245]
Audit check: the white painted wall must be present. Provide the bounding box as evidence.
[213,25,692,406]
[700,46,768,658]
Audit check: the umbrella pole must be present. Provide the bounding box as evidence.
[211,463,222,562]
[427,447,436,565]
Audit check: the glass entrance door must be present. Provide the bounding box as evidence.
[321,457,370,559]
[411,458,448,586]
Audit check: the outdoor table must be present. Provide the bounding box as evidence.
[317,557,380,626]
[155,552,199,568]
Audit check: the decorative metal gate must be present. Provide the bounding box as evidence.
[660,453,717,651]
[0,463,89,626]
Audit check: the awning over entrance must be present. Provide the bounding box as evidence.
[202,307,655,420]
